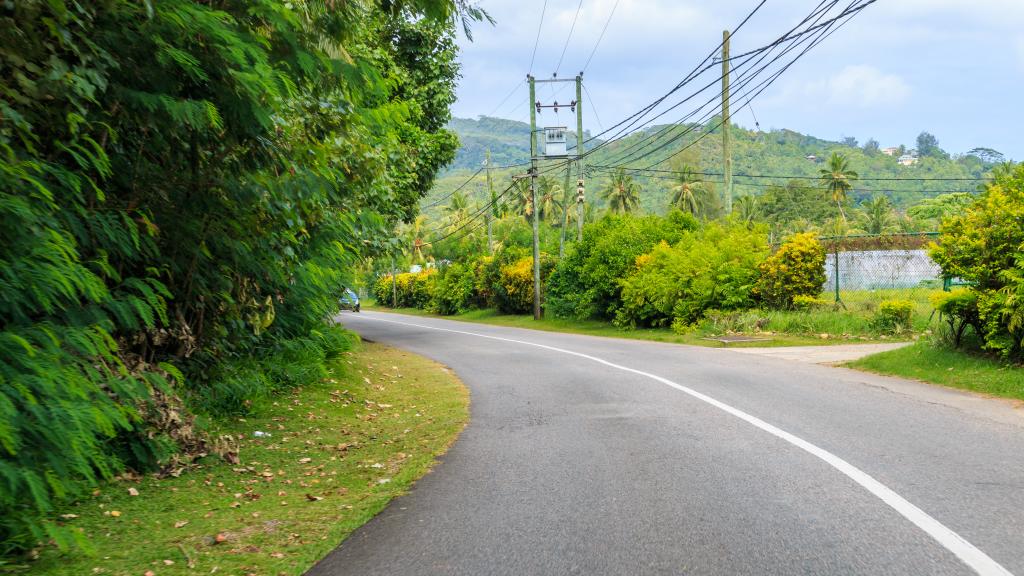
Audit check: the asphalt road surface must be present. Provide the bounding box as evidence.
[308,311,1024,576]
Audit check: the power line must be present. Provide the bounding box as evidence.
[601,1,870,171]
[487,81,523,118]
[421,167,485,209]
[588,166,985,196]
[589,164,992,182]
[554,0,585,77]
[528,0,549,74]
[571,0,770,155]
[583,83,604,131]
[592,0,840,167]
[582,0,620,73]
[423,179,520,244]
[637,1,876,170]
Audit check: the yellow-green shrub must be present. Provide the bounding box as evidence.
[495,254,557,314]
[373,270,435,308]
[792,294,830,310]
[615,222,769,328]
[872,299,914,333]
[754,232,826,309]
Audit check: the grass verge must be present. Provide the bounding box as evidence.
[362,302,913,348]
[30,342,469,576]
[847,341,1024,401]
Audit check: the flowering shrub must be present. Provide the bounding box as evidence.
[615,222,769,328]
[754,232,826,309]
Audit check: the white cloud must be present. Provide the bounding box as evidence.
[790,65,911,109]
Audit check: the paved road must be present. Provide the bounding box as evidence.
[728,341,913,364]
[308,311,1024,576]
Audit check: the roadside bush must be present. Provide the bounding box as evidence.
[930,289,981,348]
[546,211,697,320]
[754,232,826,309]
[495,254,557,314]
[431,263,477,315]
[373,270,436,308]
[374,274,394,305]
[792,295,830,310]
[615,222,769,329]
[475,246,528,309]
[871,299,914,334]
[931,163,1024,360]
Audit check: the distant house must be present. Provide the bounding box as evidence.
[898,154,918,166]
[805,154,817,162]
[881,147,900,156]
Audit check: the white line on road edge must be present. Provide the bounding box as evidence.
[356,313,1012,576]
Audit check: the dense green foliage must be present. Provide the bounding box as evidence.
[545,212,697,320]
[754,233,827,309]
[931,164,1024,360]
[615,222,769,330]
[1,0,475,553]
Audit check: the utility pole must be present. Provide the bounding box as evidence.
[485,148,494,255]
[390,257,398,307]
[559,158,571,257]
[528,74,541,320]
[576,73,585,242]
[721,30,733,214]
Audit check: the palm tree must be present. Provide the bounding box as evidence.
[734,194,760,225]
[537,178,563,225]
[443,190,469,218]
[860,194,895,235]
[669,165,703,216]
[404,214,430,263]
[818,152,858,223]
[510,178,534,222]
[601,168,641,214]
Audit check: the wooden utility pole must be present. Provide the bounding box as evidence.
[485,148,494,255]
[390,258,398,307]
[528,74,541,320]
[559,159,571,257]
[575,74,585,241]
[721,30,733,214]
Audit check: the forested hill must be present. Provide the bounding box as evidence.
[445,116,595,171]
[437,116,999,210]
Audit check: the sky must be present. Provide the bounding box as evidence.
[451,0,1024,160]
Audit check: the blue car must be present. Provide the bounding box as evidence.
[340,288,360,312]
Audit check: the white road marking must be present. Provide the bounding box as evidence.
[356,313,1013,576]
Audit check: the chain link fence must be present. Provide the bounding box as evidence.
[817,233,944,307]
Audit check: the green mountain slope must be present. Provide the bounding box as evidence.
[428,116,997,215]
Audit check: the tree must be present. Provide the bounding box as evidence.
[859,195,895,235]
[966,147,1005,164]
[0,0,482,550]
[819,152,858,223]
[841,136,858,148]
[734,194,760,225]
[668,165,704,216]
[537,178,563,224]
[863,138,880,155]
[601,168,641,214]
[907,192,975,227]
[916,131,947,159]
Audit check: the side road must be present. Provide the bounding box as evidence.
[310,311,1024,576]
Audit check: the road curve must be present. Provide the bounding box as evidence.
[307,311,1024,576]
